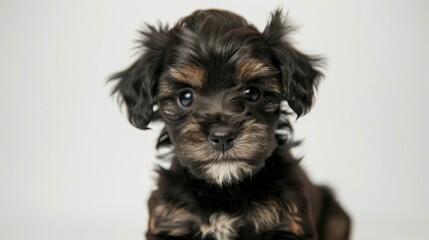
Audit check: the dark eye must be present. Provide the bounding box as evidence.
[244,87,261,102]
[178,90,194,107]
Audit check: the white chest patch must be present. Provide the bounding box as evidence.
[200,212,241,240]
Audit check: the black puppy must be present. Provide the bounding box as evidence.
[111,9,351,240]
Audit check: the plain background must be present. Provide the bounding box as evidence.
[1,0,428,239]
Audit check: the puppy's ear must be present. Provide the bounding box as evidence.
[262,10,323,117]
[110,25,170,129]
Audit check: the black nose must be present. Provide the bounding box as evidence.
[209,126,237,152]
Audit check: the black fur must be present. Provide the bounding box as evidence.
[110,9,350,240]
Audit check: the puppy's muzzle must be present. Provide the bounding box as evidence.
[208,126,237,152]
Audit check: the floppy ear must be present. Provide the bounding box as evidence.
[109,24,170,129]
[262,10,323,117]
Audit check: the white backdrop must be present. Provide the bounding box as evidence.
[1,1,428,239]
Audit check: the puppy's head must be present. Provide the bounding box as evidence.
[110,9,323,186]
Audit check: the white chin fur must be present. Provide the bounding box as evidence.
[202,161,253,186]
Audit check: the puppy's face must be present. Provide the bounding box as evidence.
[111,9,322,186]
[159,53,282,185]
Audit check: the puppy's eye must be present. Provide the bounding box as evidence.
[178,90,194,107]
[244,87,260,102]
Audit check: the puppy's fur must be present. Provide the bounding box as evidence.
[111,9,351,240]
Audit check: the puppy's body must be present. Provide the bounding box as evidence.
[111,9,350,240]
[148,151,349,240]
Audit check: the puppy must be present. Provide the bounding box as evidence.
[110,9,351,240]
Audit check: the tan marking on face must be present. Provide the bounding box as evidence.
[177,119,274,162]
[264,77,282,94]
[158,79,176,98]
[236,59,273,82]
[232,119,276,158]
[149,203,200,236]
[169,65,205,88]
[175,118,275,185]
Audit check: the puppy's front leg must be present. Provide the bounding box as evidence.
[282,218,317,240]
[298,202,318,240]
[146,192,201,240]
[283,199,318,240]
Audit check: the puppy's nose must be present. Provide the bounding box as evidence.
[209,126,237,152]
